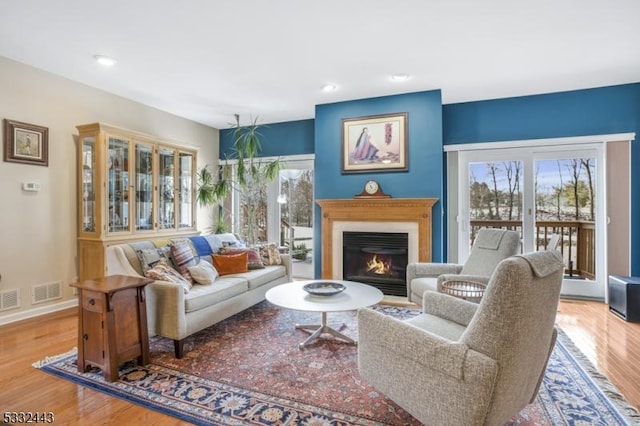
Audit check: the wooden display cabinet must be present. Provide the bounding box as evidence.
[76,123,198,281]
[71,275,153,381]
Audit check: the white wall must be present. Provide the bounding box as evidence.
[0,56,219,323]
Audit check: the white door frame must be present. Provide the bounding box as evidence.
[447,132,635,300]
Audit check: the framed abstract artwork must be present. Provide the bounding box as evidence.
[3,119,49,166]
[341,112,408,174]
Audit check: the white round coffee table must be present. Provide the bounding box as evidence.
[265,280,383,349]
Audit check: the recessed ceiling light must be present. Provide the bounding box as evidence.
[94,55,117,67]
[321,83,337,92]
[391,73,409,82]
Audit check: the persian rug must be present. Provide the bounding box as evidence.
[35,301,640,425]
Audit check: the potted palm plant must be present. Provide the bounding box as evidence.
[196,115,282,241]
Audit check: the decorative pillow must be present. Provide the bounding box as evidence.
[219,247,265,270]
[171,238,200,261]
[170,241,198,283]
[136,246,173,274]
[187,260,219,285]
[144,260,192,293]
[257,242,282,265]
[188,236,214,257]
[211,252,249,275]
[216,233,246,248]
[203,234,224,254]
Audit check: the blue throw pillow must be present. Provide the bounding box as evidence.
[189,236,214,257]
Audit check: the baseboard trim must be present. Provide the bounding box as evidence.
[0,299,78,326]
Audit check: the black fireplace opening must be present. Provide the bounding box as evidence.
[343,231,408,297]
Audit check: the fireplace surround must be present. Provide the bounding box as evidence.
[316,198,438,291]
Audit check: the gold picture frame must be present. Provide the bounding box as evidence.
[3,119,49,166]
[341,112,408,174]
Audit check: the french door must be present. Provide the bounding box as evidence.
[458,144,606,298]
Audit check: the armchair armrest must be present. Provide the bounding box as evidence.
[144,280,187,340]
[406,262,463,280]
[358,308,496,383]
[422,291,478,326]
[279,253,293,282]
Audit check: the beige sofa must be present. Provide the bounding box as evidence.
[106,235,291,358]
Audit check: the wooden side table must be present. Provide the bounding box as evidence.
[70,275,153,381]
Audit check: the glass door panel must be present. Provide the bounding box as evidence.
[466,160,523,251]
[534,155,600,296]
[107,136,130,233]
[81,136,96,233]
[239,174,268,245]
[135,143,154,231]
[178,152,194,229]
[158,148,175,230]
[278,168,314,279]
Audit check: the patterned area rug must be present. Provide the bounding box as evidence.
[35,301,640,425]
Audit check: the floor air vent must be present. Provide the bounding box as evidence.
[31,281,62,304]
[0,289,21,311]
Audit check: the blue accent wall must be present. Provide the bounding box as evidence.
[217,83,640,277]
[314,91,445,278]
[443,83,640,275]
[219,118,314,158]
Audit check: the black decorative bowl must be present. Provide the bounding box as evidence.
[303,281,346,296]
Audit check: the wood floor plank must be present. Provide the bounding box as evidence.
[0,299,638,424]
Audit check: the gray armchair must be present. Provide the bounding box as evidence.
[406,228,520,304]
[358,250,565,425]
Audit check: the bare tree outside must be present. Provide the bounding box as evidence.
[487,162,501,219]
[582,158,595,221]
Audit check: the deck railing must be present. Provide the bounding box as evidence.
[469,220,596,279]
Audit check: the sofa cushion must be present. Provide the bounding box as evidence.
[171,241,199,283]
[188,260,219,285]
[184,277,248,313]
[212,252,249,275]
[136,246,173,274]
[223,265,287,290]
[152,238,173,248]
[219,247,265,270]
[144,260,192,294]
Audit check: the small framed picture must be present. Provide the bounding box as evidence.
[342,112,408,174]
[3,119,49,166]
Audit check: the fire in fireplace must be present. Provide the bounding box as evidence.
[343,231,408,296]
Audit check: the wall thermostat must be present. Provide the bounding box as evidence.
[22,182,41,192]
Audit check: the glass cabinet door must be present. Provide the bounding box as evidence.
[158,147,176,229]
[81,136,96,233]
[107,136,131,233]
[178,152,194,229]
[135,143,154,231]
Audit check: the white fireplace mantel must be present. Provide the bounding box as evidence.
[316,198,438,279]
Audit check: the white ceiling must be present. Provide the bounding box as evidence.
[1,0,639,129]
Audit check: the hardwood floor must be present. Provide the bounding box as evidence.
[0,299,638,424]
[556,298,640,410]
